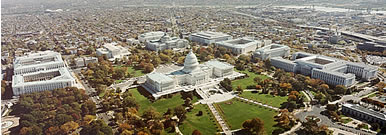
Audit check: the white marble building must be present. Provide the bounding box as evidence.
[145,35,189,51]
[271,52,378,87]
[138,31,166,43]
[96,42,131,61]
[13,51,65,75]
[189,31,232,45]
[215,38,260,55]
[143,50,240,98]
[74,57,98,67]
[342,103,386,125]
[253,44,290,60]
[12,51,76,95]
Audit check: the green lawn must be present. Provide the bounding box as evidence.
[367,92,378,98]
[113,65,145,77]
[232,69,269,89]
[128,88,197,114]
[179,104,221,135]
[115,80,123,83]
[340,114,353,124]
[216,99,280,135]
[127,66,145,77]
[240,91,288,108]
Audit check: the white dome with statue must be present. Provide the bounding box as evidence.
[182,50,199,73]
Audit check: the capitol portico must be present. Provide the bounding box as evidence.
[143,49,244,99]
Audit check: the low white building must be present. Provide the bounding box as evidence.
[96,42,131,61]
[138,31,166,43]
[12,51,76,95]
[74,57,98,67]
[253,44,290,60]
[215,38,260,55]
[189,31,232,45]
[145,35,189,51]
[271,52,378,87]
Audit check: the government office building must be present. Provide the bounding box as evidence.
[270,52,378,87]
[145,35,189,51]
[189,31,232,45]
[215,38,260,55]
[253,44,290,60]
[342,103,386,125]
[12,51,76,95]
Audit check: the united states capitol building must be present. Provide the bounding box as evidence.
[143,50,243,99]
[12,51,76,95]
[271,52,378,87]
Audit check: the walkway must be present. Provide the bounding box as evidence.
[235,96,280,111]
[207,103,231,135]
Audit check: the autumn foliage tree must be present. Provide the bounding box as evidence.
[242,118,265,135]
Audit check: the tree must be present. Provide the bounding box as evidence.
[174,105,187,123]
[177,56,185,65]
[236,85,244,93]
[60,121,79,133]
[242,118,265,135]
[254,77,262,84]
[326,104,338,112]
[220,78,233,92]
[123,96,139,110]
[377,82,386,92]
[80,120,113,135]
[142,107,161,121]
[335,85,347,95]
[113,67,126,79]
[144,63,154,73]
[192,129,202,135]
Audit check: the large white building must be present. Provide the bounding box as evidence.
[189,31,232,45]
[145,35,189,51]
[215,38,260,55]
[270,52,378,87]
[96,42,131,61]
[12,51,76,95]
[138,31,166,43]
[13,51,66,75]
[253,44,290,60]
[342,103,386,126]
[143,50,241,98]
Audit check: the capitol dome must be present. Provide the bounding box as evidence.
[182,50,199,73]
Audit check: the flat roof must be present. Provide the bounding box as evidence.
[190,31,231,40]
[14,51,63,69]
[147,72,174,83]
[12,67,74,87]
[216,38,258,48]
[205,60,233,70]
[343,103,386,120]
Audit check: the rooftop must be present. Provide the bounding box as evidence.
[191,31,231,39]
[12,67,74,87]
[13,51,63,69]
[343,103,386,120]
[205,60,234,70]
[147,72,174,84]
